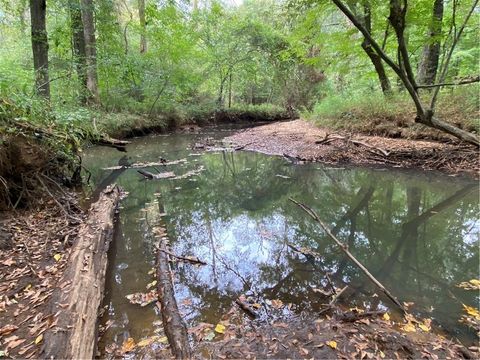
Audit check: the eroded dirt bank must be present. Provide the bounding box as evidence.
[225,119,479,177]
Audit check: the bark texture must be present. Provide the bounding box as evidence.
[41,186,121,359]
[29,0,50,98]
[138,0,147,53]
[360,3,391,94]
[417,0,443,86]
[70,0,88,104]
[80,0,100,103]
[157,238,191,359]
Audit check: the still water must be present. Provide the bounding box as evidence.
[83,127,479,351]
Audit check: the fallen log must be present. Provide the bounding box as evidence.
[41,185,122,359]
[157,238,191,359]
[97,135,130,152]
[138,169,176,180]
[289,198,407,315]
[102,158,187,171]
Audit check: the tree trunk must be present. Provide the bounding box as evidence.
[417,0,443,86]
[138,0,147,53]
[80,0,100,104]
[41,186,121,359]
[29,0,50,99]
[70,0,88,104]
[360,3,391,94]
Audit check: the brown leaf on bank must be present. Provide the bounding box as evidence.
[7,338,26,350]
[0,324,18,336]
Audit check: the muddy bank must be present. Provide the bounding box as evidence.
[225,119,479,178]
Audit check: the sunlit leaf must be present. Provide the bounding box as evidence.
[462,304,480,320]
[121,337,136,354]
[326,340,337,349]
[34,334,43,344]
[214,323,226,334]
[457,279,480,290]
[53,254,62,262]
[382,313,390,321]
[402,322,416,332]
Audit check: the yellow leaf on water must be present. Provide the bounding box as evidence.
[326,340,337,349]
[462,304,480,320]
[457,279,480,290]
[121,337,136,354]
[34,334,43,345]
[382,313,390,321]
[53,254,62,262]
[214,324,226,334]
[402,322,416,332]
[159,336,169,344]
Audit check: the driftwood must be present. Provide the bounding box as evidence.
[158,247,207,266]
[102,158,186,171]
[138,169,175,180]
[97,135,130,152]
[156,238,191,359]
[235,298,258,319]
[289,198,407,315]
[316,134,390,157]
[41,185,121,359]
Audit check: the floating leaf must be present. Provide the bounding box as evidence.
[35,334,43,344]
[382,313,390,321]
[146,280,157,290]
[462,304,480,320]
[326,340,337,349]
[137,336,160,347]
[214,324,226,334]
[457,280,480,290]
[126,290,157,307]
[121,337,136,354]
[53,254,62,262]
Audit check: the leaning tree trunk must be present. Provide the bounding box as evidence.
[80,0,100,104]
[138,0,147,53]
[29,0,50,99]
[417,0,443,86]
[70,0,88,104]
[361,3,391,94]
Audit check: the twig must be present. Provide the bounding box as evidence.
[157,247,207,266]
[416,75,479,89]
[289,198,407,315]
[235,298,258,319]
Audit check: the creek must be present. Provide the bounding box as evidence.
[82,126,479,354]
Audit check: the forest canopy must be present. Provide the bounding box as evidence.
[0,0,478,139]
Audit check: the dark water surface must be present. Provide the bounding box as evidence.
[83,128,479,351]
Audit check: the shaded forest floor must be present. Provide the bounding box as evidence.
[225,119,479,178]
[0,204,83,358]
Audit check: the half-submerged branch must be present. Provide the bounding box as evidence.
[41,185,121,359]
[156,238,191,359]
[289,198,407,315]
